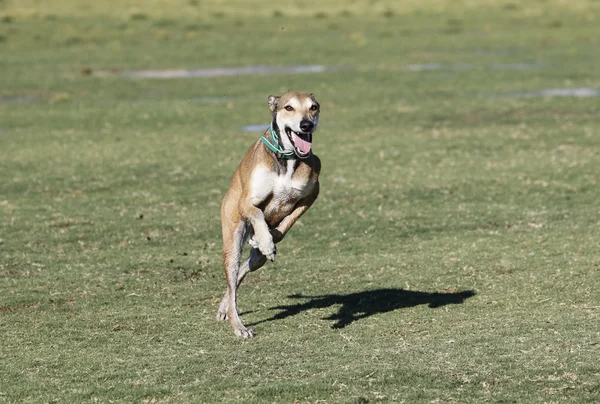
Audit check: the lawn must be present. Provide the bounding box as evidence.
[1,0,599,402]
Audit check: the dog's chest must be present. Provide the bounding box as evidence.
[273,172,311,201]
[249,162,313,207]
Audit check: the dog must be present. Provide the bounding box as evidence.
[217,92,321,338]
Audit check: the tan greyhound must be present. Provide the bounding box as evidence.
[217,92,321,338]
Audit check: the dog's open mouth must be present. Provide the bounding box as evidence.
[285,127,312,157]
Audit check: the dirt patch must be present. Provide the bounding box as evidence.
[501,87,600,99]
[94,65,333,79]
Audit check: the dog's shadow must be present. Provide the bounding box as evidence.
[251,288,476,329]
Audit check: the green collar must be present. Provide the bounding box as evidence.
[261,122,295,159]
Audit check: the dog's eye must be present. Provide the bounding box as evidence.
[284,105,294,111]
[310,104,319,111]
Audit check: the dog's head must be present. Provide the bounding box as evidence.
[268,92,320,159]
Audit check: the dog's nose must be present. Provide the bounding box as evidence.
[299,120,314,133]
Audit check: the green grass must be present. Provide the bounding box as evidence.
[1,0,600,402]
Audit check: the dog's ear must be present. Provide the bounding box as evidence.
[268,95,280,113]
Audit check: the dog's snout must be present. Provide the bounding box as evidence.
[300,120,314,133]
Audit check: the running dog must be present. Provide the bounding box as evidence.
[217,92,321,338]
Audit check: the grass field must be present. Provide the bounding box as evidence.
[1,0,600,402]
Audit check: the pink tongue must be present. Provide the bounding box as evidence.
[291,133,312,154]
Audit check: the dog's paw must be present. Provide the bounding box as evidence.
[234,326,255,339]
[261,242,276,262]
[252,234,276,261]
[216,295,229,321]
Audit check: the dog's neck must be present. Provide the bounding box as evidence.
[262,121,296,161]
[261,122,301,173]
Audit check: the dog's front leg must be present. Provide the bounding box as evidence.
[271,183,320,244]
[240,201,276,261]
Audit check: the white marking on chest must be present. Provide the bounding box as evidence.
[249,162,313,206]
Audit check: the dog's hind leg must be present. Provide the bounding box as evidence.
[237,247,267,283]
[218,221,256,338]
[217,223,239,322]
[216,228,266,322]
[217,221,244,320]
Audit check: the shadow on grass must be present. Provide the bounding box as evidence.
[251,288,476,329]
